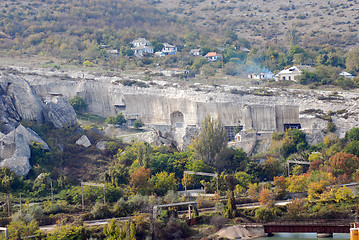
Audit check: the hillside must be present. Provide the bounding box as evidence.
[145,0,359,48]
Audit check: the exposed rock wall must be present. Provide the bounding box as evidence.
[4,68,359,150]
[0,72,77,175]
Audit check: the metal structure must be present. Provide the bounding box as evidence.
[183,171,219,196]
[153,201,198,219]
[0,227,8,239]
[264,220,350,237]
[81,182,106,212]
[286,160,310,176]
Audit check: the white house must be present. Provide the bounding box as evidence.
[162,43,177,55]
[132,45,154,57]
[205,52,222,62]
[275,65,316,81]
[190,49,201,56]
[131,38,150,47]
[340,71,355,79]
[248,72,275,80]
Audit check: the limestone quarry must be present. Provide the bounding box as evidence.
[1,66,359,174]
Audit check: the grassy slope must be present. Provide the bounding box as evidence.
[141,0,359,48]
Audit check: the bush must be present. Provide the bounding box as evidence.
[210,215,228,230]
[106,113,127,125]
[133,119,144,129]
[254,207,273,222]
[47,223,88,240]
[68,95,88,113]
[91,202,111,220]
[112,198,129,217]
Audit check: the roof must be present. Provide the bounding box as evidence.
[340,71,353,76]
[163,43,176,48]
[131,38,149,44]
[277,65,315,75]
[205,52,222,57]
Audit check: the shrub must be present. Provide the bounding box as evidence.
[106,113,127,125]
[133,119,144,129]
[91,202,111,220]
[112,198,129,217]
[47,223,88,240]
[68,95,88,113]
[255,207,273,222]
[210,215,228,230]
[7,220,40,239]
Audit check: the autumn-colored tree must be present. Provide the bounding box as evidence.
[307,180,330,202]
[129,167,152,195]
[334,186,354,203]
[258,188,273,207]
[273,176,288,199]
[286,198,307,219]
[287,174,307,193]
[329,152,359,182]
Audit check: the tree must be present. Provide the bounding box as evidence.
[329,152,359,181]
[258,188,273,207]
[133,119,144,129]
[104,219,136,240]
[334,186,353,203]
[273,176,288,199]
[129,167,152,195]
[234,171,251,194]
[106,113,127,125]
[346,48,359,73]
[151,171,177,196]
[191,115,227,171]
[347,128,359,141]
[68,95,87,113]
[287,174,307,193]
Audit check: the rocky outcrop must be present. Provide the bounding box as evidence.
[0,73,76,131]
[4,67,359,151]
[0,72,77,175]
[0,125,50,176]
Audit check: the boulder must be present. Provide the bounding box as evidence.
[0,156,31,176]
[0,125,50,176]
[76,135,91,148]
[16,125,50,150]
[43,96,77,128]
[96,141,108,151]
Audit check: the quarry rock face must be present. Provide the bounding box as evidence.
[0,72,77,175]
[3,67,359,153]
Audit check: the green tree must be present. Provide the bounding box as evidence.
[234,171,251,194]
[346,48,359,73]
[151,171,177,196]
[191,115,228,171]
[68,95,88,113]
[133,119,144,129]
[104,219,136,240]
[106,113,127,125]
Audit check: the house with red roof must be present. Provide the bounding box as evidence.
[205,52,222,62]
